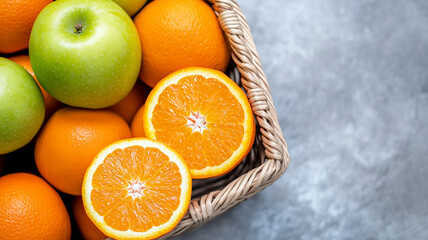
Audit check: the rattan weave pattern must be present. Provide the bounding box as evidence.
[158,0,290,238]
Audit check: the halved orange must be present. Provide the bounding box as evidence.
[82,138,192,240]
[143,67,255,179]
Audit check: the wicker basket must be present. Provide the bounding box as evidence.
[155,0,290,238]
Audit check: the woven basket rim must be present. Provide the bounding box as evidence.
[159,0,290,238]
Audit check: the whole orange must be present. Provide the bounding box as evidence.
[0,173,71,240]
[0,0,52,53]
[133,0,230,87]
[72,197,107,240]
[131,104,146,137]
[8,55,62,119]
[107,81,151,124]
[35,107,132,195]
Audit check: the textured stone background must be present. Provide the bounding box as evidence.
[174,0,428,239]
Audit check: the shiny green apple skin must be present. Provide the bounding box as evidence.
[111,0,147,16]
[29,0,142,109]
[0,57,45,154]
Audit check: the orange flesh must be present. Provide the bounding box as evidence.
[152,75,245,170]
[90,146,182,232]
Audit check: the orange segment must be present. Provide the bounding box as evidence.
[144,67,255,178]
[103,197,133,231]
[145,162,182,187]
[207,123,245,151]
[180,132,207,170]
[92,156,129,189]
[129,198,153,232]
[82,138,191,240]
[90,188,128,216]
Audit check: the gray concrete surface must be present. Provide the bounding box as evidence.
[174,0,428,239]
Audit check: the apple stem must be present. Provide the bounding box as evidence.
[74,23,83,34]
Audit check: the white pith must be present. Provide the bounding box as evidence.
[126,180,146,199]
[186,111,208,133]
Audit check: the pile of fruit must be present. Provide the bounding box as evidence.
[0,0,255,239]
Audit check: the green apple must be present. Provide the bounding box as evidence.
[111,0,147,16]
[0,57,45,154]
[29,0,142,109]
